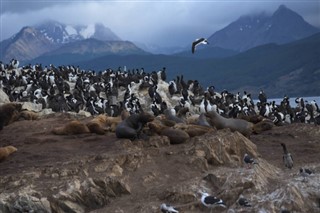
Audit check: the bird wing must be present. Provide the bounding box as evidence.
[192,43,196,54]
[191,38,206,54]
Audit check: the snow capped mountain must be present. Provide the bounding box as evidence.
[0,21,123,62]
[35,20,121,44]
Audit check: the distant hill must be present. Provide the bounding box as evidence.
[173,46,238,59]
[28,39,149,66]
[207,5,319,52]
[69,33,320,98]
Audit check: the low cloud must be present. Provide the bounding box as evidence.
[1,0,319,46]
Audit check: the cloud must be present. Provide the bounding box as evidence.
[1,0,319,46]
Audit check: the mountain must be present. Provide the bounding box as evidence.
[0,21,122,63]
[34,20,121,44]
[0,26,59,62]
[174,46,238,59]
[71,33,320,98]
[207,5,320,52]
[134,42,188,55]
[28,38,149,66]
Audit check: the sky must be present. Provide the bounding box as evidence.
[0,0,319,47]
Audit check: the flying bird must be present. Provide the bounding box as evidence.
[200,192,226,213]
[192,38,209,54]
[160,203,179,213]
[243,153,258,169]
[280,143,293,169]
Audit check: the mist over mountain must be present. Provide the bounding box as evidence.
[35,20,121,44]
[0,21,123,62]
[207,5,319,52]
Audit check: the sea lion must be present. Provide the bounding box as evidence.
[148,120,167,134]
[237,114,264,124]
[19,110,39,120]
[163,109,185,124]
[86,114,109,135]
[0,103,22,130]
[52,120,90,135]
[115,112,154,140]
[148,121,190,144]
[105,116,123,132]
[196,113,211,127]
[95,110,129,132]
[0,145,18,162]
[205,110,253,138]
[174,123,214,137]
[161,128,190,144]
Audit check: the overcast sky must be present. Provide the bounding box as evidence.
[1,0,319,47]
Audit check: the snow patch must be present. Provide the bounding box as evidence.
[79,24,95,38]
[65,25,77,35]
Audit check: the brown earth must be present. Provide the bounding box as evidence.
[0,113,320,212]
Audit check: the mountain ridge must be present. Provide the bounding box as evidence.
[0,21,123,62]
[207,4,319,52]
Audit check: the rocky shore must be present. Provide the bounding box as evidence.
[0,111,320,213]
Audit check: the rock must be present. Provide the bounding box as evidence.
[189,129,258,166]
[21,102,43,112]
[0,89,10,103]
[0,189,51,213]
[38,108,54,117]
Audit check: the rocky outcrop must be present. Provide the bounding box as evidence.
[0,128,319,213]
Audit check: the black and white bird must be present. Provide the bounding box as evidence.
[238,196,252,207]
[200,192,226,213]
[299,168,313,182]
[243,153,258,169]
[281,143,293,169]
[160,203,179,213]
[192,38,209,54]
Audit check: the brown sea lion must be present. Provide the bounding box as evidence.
[86,114,109,135]
[52,120,90,135]
[205,110,253,137]
[161,128,190,144]
[105,116,123,132]
[19,110,39,120]
[238,114,265,124]
[0,103,22,130]
[148,120,166,134]
[0,145,18,162]
[115,112,154,140]
[174,123,214,137]
[148,121,190,144]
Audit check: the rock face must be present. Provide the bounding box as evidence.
[0,121,319,213]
